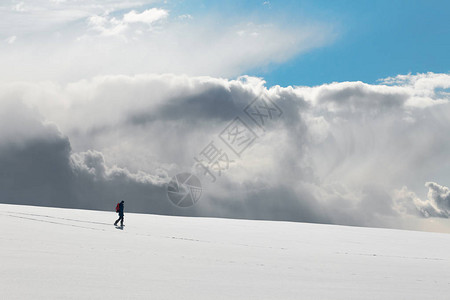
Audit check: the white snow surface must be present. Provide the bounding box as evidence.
[1,203,450,300]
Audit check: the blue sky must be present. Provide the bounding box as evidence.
[172,0,450,87]
[0,0,447,86]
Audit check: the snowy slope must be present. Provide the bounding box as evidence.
[1,203,449,300]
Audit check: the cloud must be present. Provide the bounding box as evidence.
[1,72,449,232]
[88,8,169,37]
[0,97,172,213]
[12,2,26,12]
[123,8,168,24]
[0,2,335,82]
[88,15,128,36]
[0,0,144,36]
[395,182,450,218]
[5,36,16,44]
[379,72,450,107]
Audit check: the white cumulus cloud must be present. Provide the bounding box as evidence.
[123,8,168,24]
[5,36,17,44]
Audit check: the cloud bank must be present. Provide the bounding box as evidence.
[1,72,449,232]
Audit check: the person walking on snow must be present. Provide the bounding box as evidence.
[114,200,125,226]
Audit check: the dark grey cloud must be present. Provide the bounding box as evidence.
[317,82,408,116]
[0,99,176,215]
[128,85,241,126]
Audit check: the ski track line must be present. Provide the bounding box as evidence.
[335,251,446,261]
[3,211,112,226]
[2,210,288,250]
[2,211,206,242]
[1,211,207,242]
[0,213,107,232]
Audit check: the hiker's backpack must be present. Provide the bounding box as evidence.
[116,203,120,213]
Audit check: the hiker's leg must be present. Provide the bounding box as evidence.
[114,216,120,225]
[120,215,124,226]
